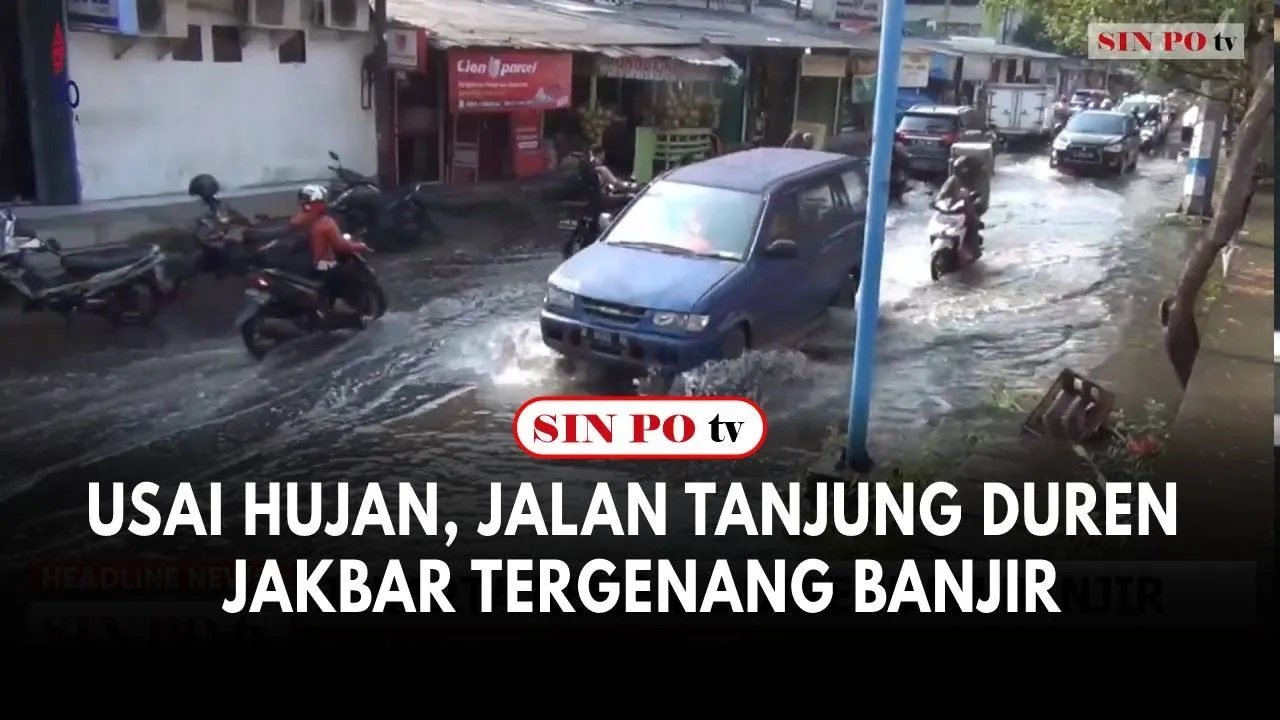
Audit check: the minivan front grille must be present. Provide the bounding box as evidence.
[579,296,647,324]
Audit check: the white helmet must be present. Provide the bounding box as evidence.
[298,184,326,205]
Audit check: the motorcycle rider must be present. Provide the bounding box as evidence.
[292,184,371,319]
[934,155,984,256]
[566,145,631,256]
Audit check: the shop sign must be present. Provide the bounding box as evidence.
[66,0,122,32]
[899,52,931,88]
[387,28,428,71]
[595,56,721,83]
[449,50,574,112]
[834,0,880,20]
[801,53,848,78]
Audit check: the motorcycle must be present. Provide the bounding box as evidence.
[325,150,440,250]
[1,207,175,326]
[1139,119,1160,152]
[235,240,388,359]
[559,179,642,258]
[926,194,983,281]
[187,176,311,280]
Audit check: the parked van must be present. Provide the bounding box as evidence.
[540,148,868,378]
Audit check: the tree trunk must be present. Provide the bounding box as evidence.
[1163,64,1275,387]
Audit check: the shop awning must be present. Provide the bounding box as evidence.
[591,45,741,82]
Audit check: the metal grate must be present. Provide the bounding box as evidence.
[1022,369,1115,443]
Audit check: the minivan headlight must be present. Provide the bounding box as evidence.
[545,283,574,309]
[1105,142,1123,152]
[653,311,710,332]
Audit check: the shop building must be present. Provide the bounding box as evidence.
[0,0,376,206]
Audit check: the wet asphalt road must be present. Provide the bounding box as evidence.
[0,148,1193,569]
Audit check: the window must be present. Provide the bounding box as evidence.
[211,25,242,63]
[898,113,958,134]
[765,194,801,243]
[839,170,868,215]
[1066,112,1125,135]
[278,31,306,63]
[171,24,202,62]
[795,179,836,236]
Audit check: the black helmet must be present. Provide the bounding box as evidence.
[188,173,220,200]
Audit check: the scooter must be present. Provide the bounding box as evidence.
[926,194,983,281]
[325,150,440,250]
[1,207,175,326]
[559,180,642,258]
[187,175,311,280]
[1139,119,1160,152]
[235,241,388,360]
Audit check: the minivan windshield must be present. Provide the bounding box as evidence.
[1065,112,1126,135]
[1071,90,1105,104]
[898,113,957,134]
[603,180,763,261]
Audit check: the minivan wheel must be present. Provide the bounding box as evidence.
[721,326,748,360]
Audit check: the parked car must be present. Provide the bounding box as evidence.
[540,148,867,383]
[895,105,999,177]
[1050,110,1142,175]
[1069,88,1110,113]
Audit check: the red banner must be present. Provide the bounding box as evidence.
[448,50,573,112]
[510,109,548,177]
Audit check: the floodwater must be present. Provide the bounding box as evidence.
[0,149,1192,569]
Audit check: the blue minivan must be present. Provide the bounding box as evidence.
[540,148,868,377]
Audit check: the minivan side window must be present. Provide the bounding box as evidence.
[764,193,801,243]
[795,178,836,240]
[839,169,868,216]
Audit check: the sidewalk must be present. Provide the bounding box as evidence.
[15,171,579,250]
[1154,188,1274,559]
[936,186,1276,561]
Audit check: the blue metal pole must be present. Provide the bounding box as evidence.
[844,0,906,471]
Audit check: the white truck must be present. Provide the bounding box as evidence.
[983,83,1056,144]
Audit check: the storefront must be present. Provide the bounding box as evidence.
[744,49,801,148]
[584,47,741,183]
[1,0,79,204]
[792,51,849,148]
[386,26,437,186]
[445,49,574,183]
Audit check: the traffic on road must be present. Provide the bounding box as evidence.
[0,98,1195,568]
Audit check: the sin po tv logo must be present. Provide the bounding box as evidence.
[1088,23,1247,60]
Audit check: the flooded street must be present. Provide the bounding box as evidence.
[0,149,1192,569]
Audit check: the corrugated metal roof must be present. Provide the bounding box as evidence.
[933,36,1068,61]
[389,0,878,51]
[388,0,700,49]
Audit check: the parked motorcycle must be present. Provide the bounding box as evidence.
[1,207,175,326]
[235,242,388,359]
[325,150,440,250]
[926,194,983,281]
[559,179,643,258]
